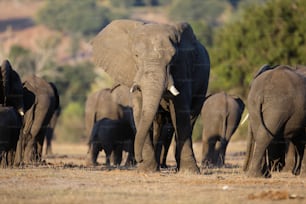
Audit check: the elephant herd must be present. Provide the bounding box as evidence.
[88,19,306,178]
[0,60,60,167]
[2,19,306,179]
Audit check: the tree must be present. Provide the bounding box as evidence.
[168,0,230,25]
[36,0,112,36]
[209,0,306,99]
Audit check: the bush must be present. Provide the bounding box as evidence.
[55,102,85,143]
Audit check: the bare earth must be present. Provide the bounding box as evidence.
[0,141,305,204]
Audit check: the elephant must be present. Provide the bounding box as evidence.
[244,65,306,178]
[92,19,210,173]
[0,106,22,167]
[45,82,61,155]
[14,75,59,165]
[85,84,135,139]
[201,92,245,168]
[85,84,136,166]
[0,59,24,116]
[88,118,135,167]
[153,108,174,169]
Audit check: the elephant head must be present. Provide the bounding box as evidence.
[92,20,210,171]
[0,60,24,116]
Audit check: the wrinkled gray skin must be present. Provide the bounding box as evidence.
[14,75,59,166]
[265,65,306,175]
[201,92,245,168]
[153,108,174,169]
[88,118,135,166]
[85,84,136,166]
[244,65,306,178]
[0,106,22,167]
[92,19,210,173]
[45,82,60,155]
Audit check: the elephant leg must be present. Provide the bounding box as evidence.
[35,129,46,162]
[90,144,100,166]
[45,127,53,155]
[201,136,217,168]
[161,135,173,168]
[153,116,162,170]
[0,151,7,168]
[283,142,295,172]
[291,134,305,176]
[246,125,273,178]
[14,136,24,166]
[169,101,199,174]
[216,139,228,167]
[124,140,136,167]
[23,135,36,164]
[113,144,123,167]
[137,133,158,172]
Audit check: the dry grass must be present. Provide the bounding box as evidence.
[0,141,305,204]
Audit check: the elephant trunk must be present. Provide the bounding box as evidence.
[133,69,167,163]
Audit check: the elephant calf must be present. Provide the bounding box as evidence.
[87,118,135,167]
[0,107,22,167]
[201,92,245,168]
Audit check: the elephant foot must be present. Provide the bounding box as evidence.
[246,169,270,178]
[292,168,301,176]
[178,159,200,174]
[201,159,215,169]
[136,160,158,172]
[160,163,168,169]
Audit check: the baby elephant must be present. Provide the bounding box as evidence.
[201,92,245,168]
[87,118,135,167]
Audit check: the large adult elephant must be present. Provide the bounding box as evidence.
[85,84,136,166]
[244,65,306,178]
[92,19,210,173]
[14,75,59,165]
[201,92,245,168]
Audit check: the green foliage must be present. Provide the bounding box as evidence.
[55,102,85,143]
[109,0,167,7]
[8,45,36,76]
[210,0,306,99]
[189,21,213,47]
[168,0,230,25]
[47,61,96,110]
[36,0,112,36]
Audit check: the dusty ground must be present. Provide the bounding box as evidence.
[0,141,305,204]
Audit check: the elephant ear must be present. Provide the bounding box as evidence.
[174,22,197,54]
[92,19,145,87]
[0,59,12,105]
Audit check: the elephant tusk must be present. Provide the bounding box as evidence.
[18,110,24,117]
[169,85,180,96]
[240,113,249,125]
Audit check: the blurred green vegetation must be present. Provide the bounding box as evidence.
[5,0,305,143]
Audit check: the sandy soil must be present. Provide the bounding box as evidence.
[0,141,305,204]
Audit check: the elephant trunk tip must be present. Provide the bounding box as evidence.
[135,152,143,163]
